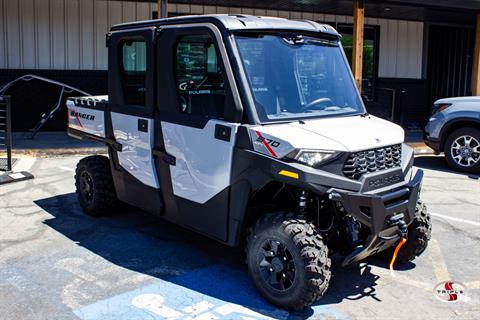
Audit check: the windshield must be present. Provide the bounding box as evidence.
[235,34,365,122]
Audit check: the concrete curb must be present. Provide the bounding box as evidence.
[11,147,107,158]
[10,144,434,157]
[407,143,435,155]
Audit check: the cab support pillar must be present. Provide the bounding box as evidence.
[352,0,365,93]
[157,0,168,18]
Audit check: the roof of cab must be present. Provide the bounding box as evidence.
[110,14,340,38]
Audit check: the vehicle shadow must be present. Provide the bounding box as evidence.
[35,193,393,319]
[414,155,480,179]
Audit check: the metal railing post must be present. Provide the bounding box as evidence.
[5,96,12,172]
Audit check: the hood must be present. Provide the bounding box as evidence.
[435,96,480,105]
[250,115,404,158]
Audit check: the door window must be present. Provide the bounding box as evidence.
[174,34,225,119]
[120,39,147,106]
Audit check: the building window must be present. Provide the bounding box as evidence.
[120,39,147,106]
[174,34,225,119]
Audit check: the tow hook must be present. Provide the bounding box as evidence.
[388,213,408,237]
[387,213,409,277]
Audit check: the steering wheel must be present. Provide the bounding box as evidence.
[300,97,333,112]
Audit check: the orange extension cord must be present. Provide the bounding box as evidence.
[389,238,407,277]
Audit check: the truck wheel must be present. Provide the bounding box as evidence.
[444,127,480,173]
[381,201,432,264]
[75,156,117,216]
[246,213,331,310]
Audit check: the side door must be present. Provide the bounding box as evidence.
[154,24,243,241]
[107,27,163,215]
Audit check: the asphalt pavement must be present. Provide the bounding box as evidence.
[0,154,479,320]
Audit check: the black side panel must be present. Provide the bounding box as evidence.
[175,188,230,242]
[227,178,251,246]
[153,116,179,220]
[108,147,163,215]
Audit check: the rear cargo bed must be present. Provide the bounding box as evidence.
[67,96,108,142]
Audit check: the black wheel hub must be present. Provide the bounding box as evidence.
[80,171,94,203]
[258,239,295,291]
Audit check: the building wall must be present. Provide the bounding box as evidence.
[0,0,424,79]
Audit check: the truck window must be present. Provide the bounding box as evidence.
[174,34,225,119]
[120,40,147,106]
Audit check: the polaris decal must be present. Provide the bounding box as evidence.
[367,174,402,188]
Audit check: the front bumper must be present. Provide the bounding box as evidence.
[330,169,424,266]
[424,136,441,153]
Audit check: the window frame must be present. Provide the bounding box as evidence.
[119,37,148,107]
[155,24,243,127]
[172,33,226,120]
[107,27,156,118]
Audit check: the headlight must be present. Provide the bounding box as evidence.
[431,103,451,115]
[285,149,339,167]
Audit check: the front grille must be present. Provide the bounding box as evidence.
[343,144,402,180]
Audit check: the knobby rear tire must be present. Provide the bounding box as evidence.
[75,155,118,216]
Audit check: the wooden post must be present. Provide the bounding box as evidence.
[157,0,168,18]
[473,14,480,96]
[352,0,365,92]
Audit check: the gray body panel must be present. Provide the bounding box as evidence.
[425,96,480,152]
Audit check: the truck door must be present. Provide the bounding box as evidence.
[107,27,164,215]
[154,24,243,241]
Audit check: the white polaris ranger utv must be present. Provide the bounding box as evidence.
[68,15,431,310]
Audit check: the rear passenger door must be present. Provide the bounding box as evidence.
[154,24,243,241]
[107,27,163,214]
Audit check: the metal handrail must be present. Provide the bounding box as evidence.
[0,74,92,138]
[0,74,91,97]
[0,95,12,172]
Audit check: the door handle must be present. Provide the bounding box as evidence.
[214,124,231,142]
[138,119,148,132]
[105,137,123,152]
[152,148,176,166]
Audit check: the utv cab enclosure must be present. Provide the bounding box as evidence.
[68,15,431,310]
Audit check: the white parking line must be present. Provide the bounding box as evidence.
[13,157,36,171]
[428,239,450,282]
[430,212,480,227]
[59,166,75,172]
[465,280,480,289]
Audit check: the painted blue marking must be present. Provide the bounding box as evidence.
[74,265,347,320]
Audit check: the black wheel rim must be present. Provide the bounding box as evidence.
[258,239,296,291]
[80,171,94,204]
